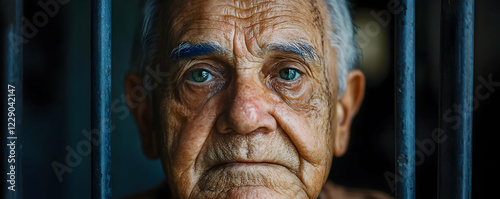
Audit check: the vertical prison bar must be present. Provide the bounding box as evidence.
[2,0,23,198]
[91,0,112,198]
[394,0,415,198]
[439,0,474,198]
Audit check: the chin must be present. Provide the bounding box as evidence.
[187,164,310,199]
[191,186,306,199]
[191,186,295,199]
[222,186,297,199]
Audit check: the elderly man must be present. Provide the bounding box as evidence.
[125,0,391,198]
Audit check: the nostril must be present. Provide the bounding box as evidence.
[215,113,232,134]
[252,127,272,134]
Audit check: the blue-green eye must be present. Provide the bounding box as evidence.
[278,68,300,80]
[188,69,213,83]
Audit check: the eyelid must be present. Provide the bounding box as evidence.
[183,62,223,80]
[271,61,305,76]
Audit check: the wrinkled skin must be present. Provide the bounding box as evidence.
[125,0,366,198]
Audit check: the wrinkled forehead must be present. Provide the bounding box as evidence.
[160,0,329,55]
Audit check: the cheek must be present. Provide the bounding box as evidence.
[271,77,329,124]
[178,80,225,110]
[271,75,335,165]
[270,84,334,197]
[272,78,314,104]
[163,78,226,157]
[160,89,223,197]
[164,98,220,160]
[269,76,333,155]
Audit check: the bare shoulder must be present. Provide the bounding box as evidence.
[320,181,393,199]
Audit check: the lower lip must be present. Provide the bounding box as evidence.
[224,162,275,167]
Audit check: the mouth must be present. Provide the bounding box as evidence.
[197,160,300,192]
[208,161,296,175]
[218,162,279,168]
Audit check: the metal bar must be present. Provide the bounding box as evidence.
[91,0,112,198]
[2,0,23,198]
[394,0,415,198]
[439,0,474,198]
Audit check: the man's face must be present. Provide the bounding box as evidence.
[152,0,342,198]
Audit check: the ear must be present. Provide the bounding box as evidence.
[124,72,160,159]
[334,70,365,157]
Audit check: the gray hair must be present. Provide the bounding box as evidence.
[131,0,360,97]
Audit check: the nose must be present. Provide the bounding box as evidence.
[216,78,277,134]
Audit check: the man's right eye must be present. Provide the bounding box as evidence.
[187,69,213,83]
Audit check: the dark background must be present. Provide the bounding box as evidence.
[2,0,499,198]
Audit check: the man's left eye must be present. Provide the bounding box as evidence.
[278,68,301,81]
[187,69,214,83]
